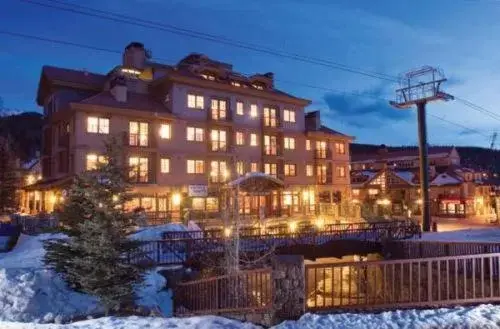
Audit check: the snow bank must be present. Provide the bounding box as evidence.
[130,223,188,240]
[422,228,500,243]
[0,315,261,329]
[274,304,500,329]
[135,270,172,316]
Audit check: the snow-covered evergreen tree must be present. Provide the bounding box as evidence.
[44,137,145,314]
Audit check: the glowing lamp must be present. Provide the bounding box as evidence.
[315,218,325,229]
[112,195,119,202]
[26,175,35,185]
[283,195,292,206]
[224,227,232,238]
[172,193,182,206]
[289,221,297,233]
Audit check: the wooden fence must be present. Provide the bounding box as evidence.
[174,268,273,315]
[306,252,500,311]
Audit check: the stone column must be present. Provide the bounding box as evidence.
[271,255,305,324]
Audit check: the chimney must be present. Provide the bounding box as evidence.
[110,76,127,103]
[122,42,147,70]
[305,111,321,131]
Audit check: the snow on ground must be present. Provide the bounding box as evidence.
[0,315,261,329]
[0,233,173,323]
[422,228,500,243]
[274,304,500,329]
[130,223,189,240]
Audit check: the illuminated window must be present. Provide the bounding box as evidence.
[264,163,277,177]
[264,135,277,155]
[187,160,204,174]
[306,139,311,151]
[251,162,258,172]
[129,121,149,146]
[236,101,244,115]
[210,160,227,183]
[129,157,149,183]
[284,164,296,177]
[284,137,295,150]
[283,109,296,123]
[236,161,245,176]
[316,164,327,184]
[352,189,360,196]
[87,117,109,134]
[211,129,227,151]
[252,84,264,90]
[159,124,171,139]
[201,73,216,81]
[336,166,346,178]
[236,131,244,145]
[368,189,379,196]
[211,99,227,120]
[250,104,258,118]
[187,93,204,109]
[335,142,346,154]
[263,107,278,127]
[306,164,313,177]
[160,158,170,173]
[232,81,241,87]
[187,127,204,142]
[86,153,107,170]
[316,141,328,158]
[250,133,258,146]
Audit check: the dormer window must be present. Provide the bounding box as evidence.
[231,81,241,87]
[201,73,216,81]
[252,83,264,90]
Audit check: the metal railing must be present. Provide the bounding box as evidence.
[306,252,500,311]
[174,268,273,315]
[386,240,500,260]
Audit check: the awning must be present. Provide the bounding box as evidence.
[227,172,284,193]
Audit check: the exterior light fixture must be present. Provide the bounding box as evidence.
[315,218,325,229]
[172,193,182,206]
[26,175,35,185]
[283,194,292,206]
[50,195,58,204]
[289,221,297,233]
[224,227,232,238]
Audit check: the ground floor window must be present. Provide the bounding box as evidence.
[439,202,466,216]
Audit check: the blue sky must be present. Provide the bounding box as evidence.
[1,0,500,147]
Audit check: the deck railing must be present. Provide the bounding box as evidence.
[306,252,500,311]
[385,240,500,260]
[174,268,273,315]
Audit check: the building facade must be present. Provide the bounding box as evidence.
[26,42,353,223]
[351,147,493,218]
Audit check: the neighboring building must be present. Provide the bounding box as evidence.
[19,157,42,214]
[28,42,353,222]
[351,146,493,218]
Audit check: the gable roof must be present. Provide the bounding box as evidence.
[352,146,456,163]
[77,91,171,114]
[431,172,463,186]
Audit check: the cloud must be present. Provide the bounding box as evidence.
[322,84,413,128]
[458,129,480,136]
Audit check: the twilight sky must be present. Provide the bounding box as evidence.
[1,0,500,147]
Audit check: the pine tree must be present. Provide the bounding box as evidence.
[44,137,145,314]
[0,137,19,214]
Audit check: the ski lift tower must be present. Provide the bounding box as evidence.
[390,66,454,232]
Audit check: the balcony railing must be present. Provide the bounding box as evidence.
[314,148,332,159]
[263,145,283,156]
[262,117,280,128]
[123,132,156,148]
[209,141,230,153]
[207,109,232,122]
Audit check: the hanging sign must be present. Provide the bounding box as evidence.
[188,185,208,197]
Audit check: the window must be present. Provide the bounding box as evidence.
[252,84,264,90]
[236,161,245,176]
[87,117,109,134]
[231,81,241,87]
[284,164,296,176]
[236,101,244,115]
[235,131,244,145]
[160,158,170,173]
[306,164,314,177]
[316,141,328,158]
[187,127,204,142]
[335,142,346,154]
[352,189,360,196]
[129,121,149,146]
[250,133,258,146]
[283,109,296,123]
[201,73,215,81]
[264,135,277,155]
[211,99,227,120]
[316,164,327,184]
[306,139,311,151]
[263,107,278,127]
[251,162,258,172]
[211,129,227,151]
[129,157,149,183]
[284,137,295,150]
[187,93,204,109]
[187,160,204,174]
[336,166,346,178]
[86,154,107,170]
[159,124,171,139]
[210,160,227,183]
[250,104,258,118]
[264,163,277,177]
[368,189,379,196]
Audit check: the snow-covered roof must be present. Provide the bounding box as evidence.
[394,171,415,185]
[431,173,462,186]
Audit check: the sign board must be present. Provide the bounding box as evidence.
[188,185,208,197]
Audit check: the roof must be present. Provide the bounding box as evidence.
[77,91,170,113]
[393,171,416,185]
[351,146,456,163]
[431,172,463,186]
[227,172,284,192]
[37,66,106,105]
[319,125,349,137]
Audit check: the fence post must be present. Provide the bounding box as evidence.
[427,260,432,302]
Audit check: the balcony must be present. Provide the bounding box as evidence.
[207,108,232,124]
[262,117,281,131]
[263,145,283,157]
[208,141,232,153]
[314,148,332,160]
